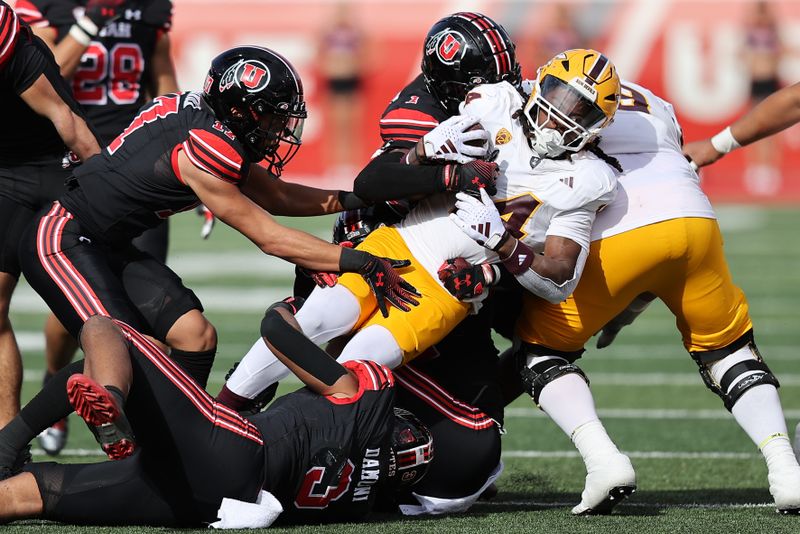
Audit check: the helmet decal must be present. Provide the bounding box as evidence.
[426,29,467,65]
[219,59,271,93]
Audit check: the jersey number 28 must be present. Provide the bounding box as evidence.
[73,42,144,106]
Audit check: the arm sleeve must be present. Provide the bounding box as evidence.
[353,149,445,201]
[514,246,589,304]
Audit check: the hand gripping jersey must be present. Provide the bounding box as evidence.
[59,91,252,244]
[17,0,173,143]
[592,81,715,240]
[253,360,396,524]
[0,3,87,165]
[396,81,617,297]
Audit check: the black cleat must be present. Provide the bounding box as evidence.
[573,485,636,516]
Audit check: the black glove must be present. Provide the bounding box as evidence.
[84,0,127,27]
[301,242,354,288]
[437,257,499,300]
[339,248,420,318]
[441,160,499,198]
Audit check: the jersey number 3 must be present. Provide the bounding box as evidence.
[73,43,144,106]
[294,460,354,509]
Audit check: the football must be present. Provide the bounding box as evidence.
[465,122,488,147]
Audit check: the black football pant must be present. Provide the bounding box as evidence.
[19,202,202,342]
[27,322,265,526]
[394,364,501,499]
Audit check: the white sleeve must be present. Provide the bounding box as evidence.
[514,246,589,304]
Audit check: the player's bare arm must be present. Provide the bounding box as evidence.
[178,151,344,272]
[261,302,359,399]
[684,82,800,168]
[31,26,84,77]
[19,73,100,160]
[242,163,363,216]
[147,33,179,97]
[496,233,581,285]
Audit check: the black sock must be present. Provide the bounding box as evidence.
[17,360,84,438]
[42,370,54,386]
[169,347,216,389]
[103,385,126,410]
[0,417,34,467]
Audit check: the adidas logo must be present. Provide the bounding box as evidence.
[560,176,574,188]
[471,223,491,239]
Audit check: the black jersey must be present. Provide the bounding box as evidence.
[0,4,85,164]
[17,0,172,143]
[253,360,396,524]
[60,91,253,244]
[378,74,449,151]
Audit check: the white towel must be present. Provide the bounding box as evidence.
[399,461,504,516]
[209,490,283,529]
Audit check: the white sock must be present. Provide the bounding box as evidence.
[538,372,601,436]
[572,420,622,466]
[338,325,403,369]
[225,337,291,399]
[762,435,800,476]
[730,385,790,450]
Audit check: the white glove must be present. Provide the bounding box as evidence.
[421,114,490,164]
[449,188,508,250]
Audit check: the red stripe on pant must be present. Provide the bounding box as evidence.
[115,321,264,445]
[36,203,108,320]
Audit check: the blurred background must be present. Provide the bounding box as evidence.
[169,0,800,201]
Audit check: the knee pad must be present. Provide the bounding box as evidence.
[691,330,779,411]
[520,354,589,406]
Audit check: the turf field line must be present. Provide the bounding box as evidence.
[505,407,800,419]
[35,449,765,460]
[480,500,773,510]
[503,450,761,459]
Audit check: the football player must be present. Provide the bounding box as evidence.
[0,2,100,434]
[449,80,800,514]
[220,48,623,514]
[221,13,519,514]
[15,45,417,442]
[683,81,800,169]
[16,0,181,455]
[0,302,433,526]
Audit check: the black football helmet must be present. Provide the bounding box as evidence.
[388,408,434,490]
[332,207,385,246]
[203,46,307,175]
[421,12,521,115]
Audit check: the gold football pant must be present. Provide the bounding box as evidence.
[338,227,470,363]
[516,217,752,353]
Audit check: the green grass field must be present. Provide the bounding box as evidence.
[6,205,800,533]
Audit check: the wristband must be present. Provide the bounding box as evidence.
[338,247,370,273]
[710,126,741,154]
[500,238,535,275]
[485,230,510,252]
[68,24,92,46]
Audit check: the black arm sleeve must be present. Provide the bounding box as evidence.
[260,308,347,387]
[352,149,445,201]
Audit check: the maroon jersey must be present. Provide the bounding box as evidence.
[60,91,253,244]
[16,0,172,143]
[254,360,396,524]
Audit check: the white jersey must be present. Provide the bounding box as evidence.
[397,81,617,293]
[592,81,715,240]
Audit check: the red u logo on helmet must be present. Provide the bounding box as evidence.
[438,33,462,62]
[240,63,268,89]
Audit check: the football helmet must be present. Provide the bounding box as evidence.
[203,46,307,175]
[332,207,385,246]
[389,408,434,490]
[422,12,521,115]
[522,49,620,158]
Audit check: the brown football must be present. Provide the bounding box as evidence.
[464,122,487,147]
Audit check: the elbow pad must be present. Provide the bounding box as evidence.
[513,247,588,304]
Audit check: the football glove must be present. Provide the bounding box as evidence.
[438,257,499,301]
[196,205,216,240]
[449,188,509,251]
[441,160,499,197]
[84,0,126,27]
[339,248,420,318]
[417,114,490,164]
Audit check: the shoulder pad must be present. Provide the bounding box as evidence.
[184,124,247,184]
[15,0,74,28]
[462,81,524,122]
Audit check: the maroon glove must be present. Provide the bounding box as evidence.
[339,248,420,318]
[438,257,499,300]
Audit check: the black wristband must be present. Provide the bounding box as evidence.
[338,247,372,273]
[337,191,369,210]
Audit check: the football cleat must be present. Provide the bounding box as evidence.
[769,466,800,515]
[571,451,636,515]
[37,417,69,456]
[66,374,136,460]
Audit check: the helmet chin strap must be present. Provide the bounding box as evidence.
[531,127,566,158]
